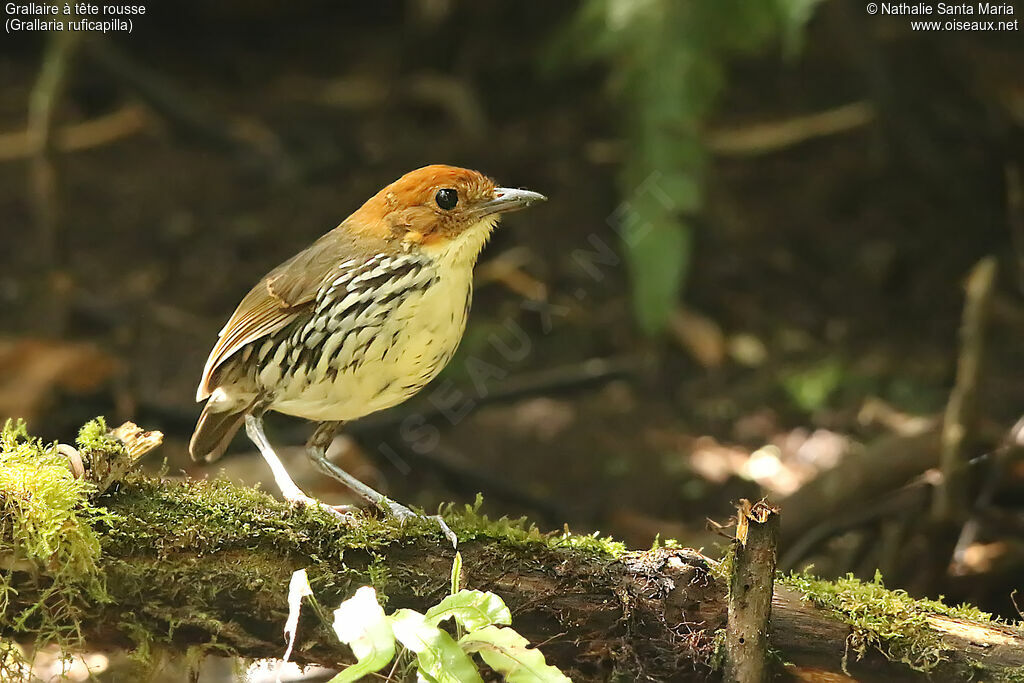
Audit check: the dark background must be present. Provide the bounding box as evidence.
[2,0,1023,628]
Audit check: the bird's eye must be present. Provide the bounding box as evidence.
[435,188,458,210]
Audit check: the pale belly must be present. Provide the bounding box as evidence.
[265,273,471,422]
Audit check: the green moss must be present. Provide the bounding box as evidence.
[996,667,1024,683]
[440,495,626,558]
[782,570,993,673]
[3,419,628,679]
[75,417,122,459]
[0,418,113,680]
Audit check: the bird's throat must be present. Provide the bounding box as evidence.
[426,215,500,271]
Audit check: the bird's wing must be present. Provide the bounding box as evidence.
[196,231,360,401]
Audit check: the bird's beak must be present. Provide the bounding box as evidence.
[478,187,547,216]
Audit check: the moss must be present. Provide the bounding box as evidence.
[964,662,1024,683]
[85,475,625,673]
[440,495,626,558]
[709,627,726,670]
[75,417,122,459]
[782,569,993,673]
[0,418,113,680]
[996,667,1024,683]
[2,418,630,679]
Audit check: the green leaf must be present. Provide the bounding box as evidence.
[425,590,512,633]
[328,587,396,683]
[776,0,828,56]
[451,550,463,597]
[624,212,691,335]
[390,609,483,683]
[459,626,571,683]
[555,0,826,335]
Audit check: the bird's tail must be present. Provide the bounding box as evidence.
[190,401,247,462]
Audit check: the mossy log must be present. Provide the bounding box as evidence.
[1,476,1023,681]
[2,421,1024,682]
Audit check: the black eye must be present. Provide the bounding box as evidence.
[435,188,458,210]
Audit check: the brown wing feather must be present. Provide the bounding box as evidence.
[195,229,382,401]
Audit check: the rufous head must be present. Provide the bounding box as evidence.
[343,165,545,255]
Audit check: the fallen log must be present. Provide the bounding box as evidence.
[2,423,1024,681]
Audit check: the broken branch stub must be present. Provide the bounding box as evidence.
[725,499,780,683]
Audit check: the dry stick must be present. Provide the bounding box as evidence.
[779,428,940,549]
[950,415,1024,574]
[1007,164,1024,296]
[27,31,81,336]
[932,257,997,523]
[0,105,146,162]
[707,101,875,157]
[724,499,780,683]
[780,483,928,571]
[80,38,294,180]
[350,355,642,434]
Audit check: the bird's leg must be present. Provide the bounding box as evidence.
[305,420,410,515]
[244,414,352,522]
[306,421,456,547]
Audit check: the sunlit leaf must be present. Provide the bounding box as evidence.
[280,569,313,675]
[390,608,483,683]
[459,626,571,682]
[425,590,512,633]
[328,586,396,683]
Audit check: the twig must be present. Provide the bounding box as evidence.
[351,355,643,434]
[778,428,940,548]
[933,257,997,523]
[724,499,779,683]
[294,72,488,139]
[707,102,875,156]
[1007,164,1024,296]
[80,37,294,180]
[950,415,1024,575]
[476,248,548,301]
[0,105,146,162]
[667,306,726,369]
[28,32,78,259]
[781,484,928,571]
[27,31,81,335]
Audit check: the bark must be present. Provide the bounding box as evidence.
[724,501,779,683]
[3,476,1024,682]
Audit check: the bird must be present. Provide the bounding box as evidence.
[189,164,546,524]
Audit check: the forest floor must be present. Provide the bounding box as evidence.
[1,2,1022,620]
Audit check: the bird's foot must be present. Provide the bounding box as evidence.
[284,491,356,524]
[382,498,457,548]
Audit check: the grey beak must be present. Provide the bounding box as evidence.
[480,187,547,215]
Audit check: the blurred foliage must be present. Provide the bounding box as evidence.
[554,0,824,334]
[781,357,845,412]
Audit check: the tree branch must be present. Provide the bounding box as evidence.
[3,470,1024,681]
